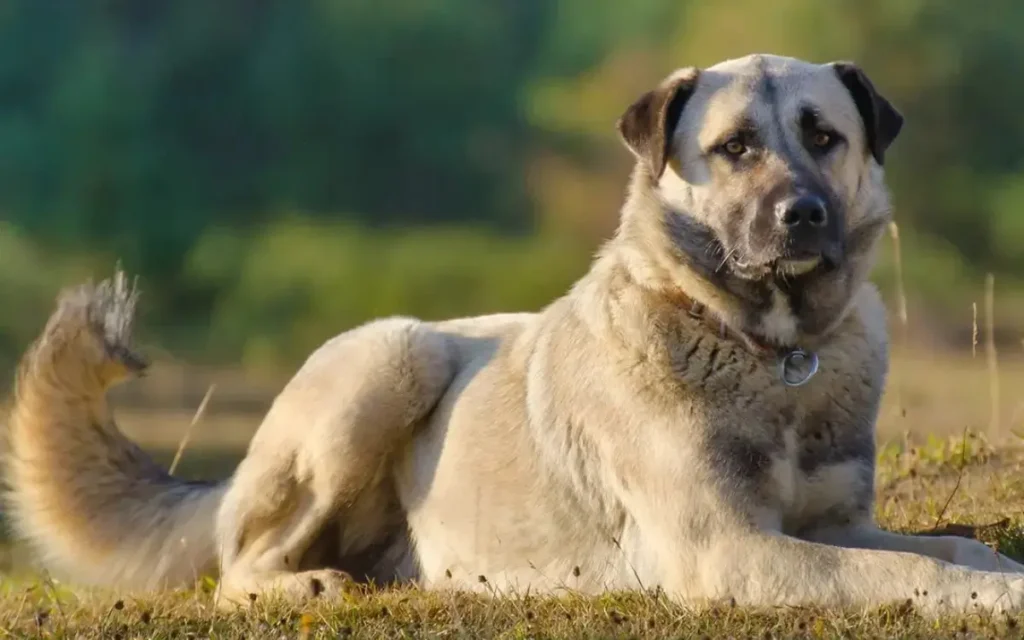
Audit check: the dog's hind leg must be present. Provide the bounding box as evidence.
[212,318,455,606]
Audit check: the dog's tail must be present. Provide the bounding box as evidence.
[4,270,225,591]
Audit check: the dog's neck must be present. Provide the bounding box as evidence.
[600,237,808,356]
[659,287,779,357]
[607,165,830,354]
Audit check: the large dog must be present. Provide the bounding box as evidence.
[7,54,1024,615]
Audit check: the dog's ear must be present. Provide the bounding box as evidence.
[831,62,904,165]
[616,68,700,178]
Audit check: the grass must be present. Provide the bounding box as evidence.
[10,586,1024,639]
[3,350,1024,637]
[3,440,1024,638]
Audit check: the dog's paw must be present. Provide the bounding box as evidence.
[964,576,1024,614]
[917,573,1024,615]
[297,568,354,600]
[216,568,355,609]
[944,537,1024,574]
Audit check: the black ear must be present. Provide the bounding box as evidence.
[831,62,904,165]
[616,68,699,178]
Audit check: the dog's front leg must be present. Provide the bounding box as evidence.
[802,521,1024,573]
[610,438,1024,615]
[676,528,1024,615]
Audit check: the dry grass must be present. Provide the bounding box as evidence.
[7,586,1024,640]
[4,585,1024,639]
[2,441,1024,638]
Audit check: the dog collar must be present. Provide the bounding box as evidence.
[677,295,820,387]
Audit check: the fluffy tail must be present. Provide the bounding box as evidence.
[4,270,225,591]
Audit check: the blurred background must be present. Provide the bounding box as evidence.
[3,0,1024,463]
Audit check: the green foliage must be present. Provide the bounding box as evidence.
[183,220,591,370]
[2,1,1024,370]
[0,1,545,278]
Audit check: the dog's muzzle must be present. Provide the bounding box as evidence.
[774,193,843,274]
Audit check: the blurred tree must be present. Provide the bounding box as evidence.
[3,0,1024,369]
[0,1,547,285]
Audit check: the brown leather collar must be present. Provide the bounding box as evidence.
[664,289,776,357]
[663,289,825,386]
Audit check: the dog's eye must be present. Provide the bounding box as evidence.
[809,129,841,153]
[722,139,747,157]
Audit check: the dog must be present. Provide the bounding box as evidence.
[7,53,1024,616]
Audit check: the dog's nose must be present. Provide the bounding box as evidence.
[777,195,828,230]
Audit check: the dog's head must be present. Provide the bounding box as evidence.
[617,54,903,344]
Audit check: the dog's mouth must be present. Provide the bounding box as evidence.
[775,255,823,277]
[728,256,771,280]
[729,253,835,281]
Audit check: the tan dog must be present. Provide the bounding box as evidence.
[7,54,1024,616]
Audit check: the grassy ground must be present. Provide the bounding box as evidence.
[3,349,1024,638]
[3,439,1024,638]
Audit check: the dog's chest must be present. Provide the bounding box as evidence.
[742,360,879,530]
[682,340,878,530]
[649,297,885,530]
[763,421,873,532]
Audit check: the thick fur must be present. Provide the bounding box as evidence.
[5,273,225,589]
[7,54,1024,615]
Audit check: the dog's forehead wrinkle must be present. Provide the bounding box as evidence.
[800,103,825,123]
[760,83,827,181]
[692,72,826,166]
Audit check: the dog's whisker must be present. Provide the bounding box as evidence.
[716,248,737,273]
